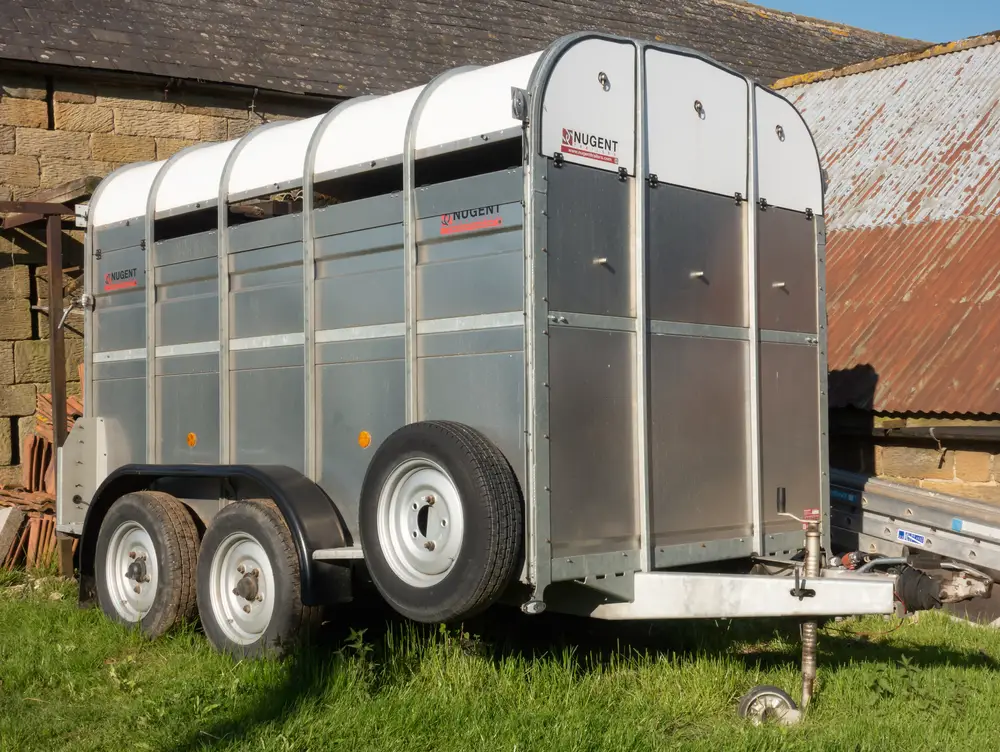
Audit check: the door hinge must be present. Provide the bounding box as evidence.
[758,197,770,212]
[647,173,659,188]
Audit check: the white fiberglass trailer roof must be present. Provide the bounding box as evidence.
[89,34,822,229]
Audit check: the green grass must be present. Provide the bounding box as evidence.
[1,574,998,751]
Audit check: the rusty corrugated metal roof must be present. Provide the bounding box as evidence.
[782,38,1000,415]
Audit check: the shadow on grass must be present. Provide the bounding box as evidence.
[165,597,999,751]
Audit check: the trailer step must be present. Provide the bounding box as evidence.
[312,547,364,560]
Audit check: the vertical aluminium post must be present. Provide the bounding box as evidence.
[401,66,479,424]
[632,43,652,572]
[745,79,765,556]
[302,96,378,481]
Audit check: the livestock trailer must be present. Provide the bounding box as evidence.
[56,31,924,721]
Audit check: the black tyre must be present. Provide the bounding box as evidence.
[359,420,524,623]
[196,499,319,658]
[94,491,200,638]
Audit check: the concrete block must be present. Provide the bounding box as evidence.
[0,384,34,417]
[0,154,40,188]
[956,451,992,483]
[95,87,183,113]
[2,74,47,100]
[877,445,954,481]
[155,137,198,160]
[0,98,48,128]
[0,343,12,386]
[14,338,83,384]
[53,81,97,104]
[0,265,30,299]
[18,415,34,448]
[54,103,114,133]
[0,465,21,488]
[0,506,26,562]
[115,109,227,140]
[90,133,156,162]
[0,126,13,153]
[0,417,12,464]
[39,158,114,189]
[15,128,92,159]
[0,299,32,340]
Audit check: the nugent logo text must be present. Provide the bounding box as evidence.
[439,205,503,235]
[104,268,138,292]
[561,128,619,165]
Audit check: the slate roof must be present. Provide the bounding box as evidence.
[0,0,923,98]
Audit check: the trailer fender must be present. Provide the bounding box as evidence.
[78,464,351,608]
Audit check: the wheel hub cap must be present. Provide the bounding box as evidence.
[209,533,275,645]
[377,457,465,588]
[105,521,159,622]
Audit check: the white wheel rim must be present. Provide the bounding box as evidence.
[746,692,794,724]
[105,520,159,622]
[208,532,276,646]
[376,457,465,588]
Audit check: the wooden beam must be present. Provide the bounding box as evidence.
[0,176,101,230]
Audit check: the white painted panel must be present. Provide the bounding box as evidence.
[312,87,423,177]
[755,86,824,215]
[415,53,541,151]
[645,50,748,197]
[541,39,636,174]
[92,162,163,227]
[155,141,238,214]
[227,115,325,197]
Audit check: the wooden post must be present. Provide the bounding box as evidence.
[57,534,75,577]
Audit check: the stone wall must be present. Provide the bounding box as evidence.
[831,415,1000,503]
[0,66,332,487]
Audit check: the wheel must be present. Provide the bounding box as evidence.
[94,491,200,638]
[196,499,318,658]
[359,420,523,624]
[737,685,800,726]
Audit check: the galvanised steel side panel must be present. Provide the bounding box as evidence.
[416,327,522,358]
[546,163,633,318]
[154,353,219,376]
[232,365,305,472]
[94,360,145,381]
[93,376,146,466]
[315,230,403,331]
[229,243,304,339]
[649,334,752,549]
[153,230,217,267]
[548,326,637,559]
[757,208,819,334]
[228,212,303,253]
[95,222,145,254]
[155,259,219,347]
[647,185,747,327]
[759,341,821,535]
[157,371,220,464]
[415,189,523,322]
[318,349,405,537]
[314,193,401,238]
[418,336,526,488]
[231,346,304,371]
[94,245,146,353]
[413,169,523,219]
[317,337,404,365]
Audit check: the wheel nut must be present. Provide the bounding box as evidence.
[128,551,137,559]
[233,588,239,596]
[424,541,436,551]
[243,605,251,614]
[143,575,151,583]
[237,565,246,574]
[256,594,263,602]
[424,494,436,506]
[133,585,141,594]
[251,569,259,578]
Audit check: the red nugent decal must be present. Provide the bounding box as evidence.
[439,205,503,235]
[560,128,619,165]
[104,268,139,291]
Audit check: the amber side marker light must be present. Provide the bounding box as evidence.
[358,430,372,449]
[186,432,198,447]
